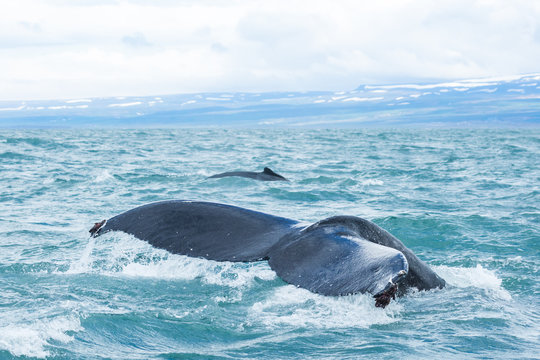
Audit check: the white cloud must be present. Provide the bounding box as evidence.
[0,0,539,100]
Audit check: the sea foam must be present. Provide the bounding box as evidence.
[249,285,401,329]
[434,264,511,300]
[66,233,276,289]
[0,315,82,358]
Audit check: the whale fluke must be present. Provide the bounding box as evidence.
[92,200,445,307]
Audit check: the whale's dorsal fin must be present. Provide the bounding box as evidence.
[263,167,277,175]
[262,167,287,180]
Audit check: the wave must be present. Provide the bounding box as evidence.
[0,315,82,358]
[0,151,37,161]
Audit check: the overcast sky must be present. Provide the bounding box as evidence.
[1,0,540,100]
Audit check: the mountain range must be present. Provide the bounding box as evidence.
[1,74,539,127]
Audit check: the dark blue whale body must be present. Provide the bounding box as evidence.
[208,167,288,181]
[93,201,445,306]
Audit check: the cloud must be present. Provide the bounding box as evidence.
[211,42,227,53]
[1,0,540,100]
[122,32,152,47]
[18,21,42,33]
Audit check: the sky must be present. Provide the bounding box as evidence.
[1,0,540,100]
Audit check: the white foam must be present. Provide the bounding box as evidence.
[0,315,82,358]
[313,99,326,103]
[434,264,511,300]
[92,169,114,183]
[507,256,522,262]
[194,169,213,177]
[108,102,142,107]
[248,286,400,329]
[360,179,384,186]
[205,262,276,287]
[181,100,197,106]
[119,252,276,289]
[508,88,525,93]
[66,233,276,289]
[213,291,243,304]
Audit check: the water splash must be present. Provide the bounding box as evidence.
[66,235,96,274]
[435,264,512,300]
[65,232,276,289]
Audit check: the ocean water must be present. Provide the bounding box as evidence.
[0,128,538,359]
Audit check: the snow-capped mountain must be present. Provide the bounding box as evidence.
[1,74,539,127]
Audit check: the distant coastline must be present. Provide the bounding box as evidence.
[1,74,539,128]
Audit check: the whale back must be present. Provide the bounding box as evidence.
[207,171,258,179]
[97,200,296,261]
[207,167,288,181]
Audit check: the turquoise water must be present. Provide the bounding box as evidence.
[0,129,538,359]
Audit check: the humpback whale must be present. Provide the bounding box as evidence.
[208,167,288,181]
[91,200,445,307]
